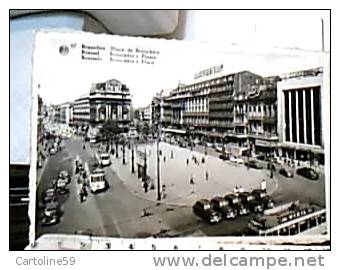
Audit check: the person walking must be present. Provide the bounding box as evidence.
[205,171,209,181]
[261,179,267,192]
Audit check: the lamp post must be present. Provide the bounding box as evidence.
[156,125,161,201]
[115,135,119,158]
[122,140,126,165]
[131,140,135,173]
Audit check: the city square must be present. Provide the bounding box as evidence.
[30,31,328,248]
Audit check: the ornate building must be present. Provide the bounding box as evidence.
[72,78,131,127]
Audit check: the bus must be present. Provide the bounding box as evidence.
[248,202,327,236]
[85,162,107,193]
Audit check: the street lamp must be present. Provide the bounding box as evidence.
[115,135,119,158]
[122,139,126,165]
[131,140,135,173]
[156,123,161,201]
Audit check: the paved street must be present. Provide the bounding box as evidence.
[36,136,326,239]
[111,141,276,205]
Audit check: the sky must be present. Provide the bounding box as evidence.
[34,31,326,108]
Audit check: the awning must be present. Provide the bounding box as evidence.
[162,128,186,134]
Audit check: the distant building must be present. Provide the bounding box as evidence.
[277,67,324,164]
[57,102,72,125]
[72,78,132,127]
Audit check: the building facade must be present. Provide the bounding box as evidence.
[158,70,279,155]
[277,67,324,164]
[72,78,132,127]
[155,66,325,162]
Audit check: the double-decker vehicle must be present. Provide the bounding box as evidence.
[248,202,326,236]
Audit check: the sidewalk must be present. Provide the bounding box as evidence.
[108,142,277,206]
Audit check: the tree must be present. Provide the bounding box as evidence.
[101,120,121,141]
[101,120,122,157]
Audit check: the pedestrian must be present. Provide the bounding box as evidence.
[261,179,267,192]
[202,157,205,164]
[143,181,148,193]
[190,175,194,185]
[205,171,209,181]
[163,156,166,163]
[170,150,174,159]
[186,158,189,166]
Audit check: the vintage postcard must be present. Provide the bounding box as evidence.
[28,30,330,250]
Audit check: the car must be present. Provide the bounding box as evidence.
[296,167,319,180]
[56,178,67,190]
[210,196,237,219]
[192,199,222,224]
[238,192,264,213]
[42,188,57,204]
[43,200,59,218]
[59,170,71,183]
[219,153,230,161]
[49,147,57,155]
[230,156,244,164]
[41,212,60,226]
[279,167,294,178]
[224,194,250,216]
[214,144,224,152]
[255,154,266,161]
[206,142,213,148]
[251,189,275,209]
[99,153,111,167]
[245,160,263,169]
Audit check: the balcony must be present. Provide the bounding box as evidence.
[183,111,209,117]
[248,114,277,124]
[209,122,234,129]
[209,112,234,119]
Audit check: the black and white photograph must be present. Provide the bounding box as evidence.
[24,26,329,250]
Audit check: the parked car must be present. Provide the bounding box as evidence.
[206,142,213,148]
[42,188,57,204]
[255,154,266,161]
[238,192,264,213]
[279,167,294,178]
[251,189,275,209]
[210,196,237,219]
[230,156,244,164]
[214,144,224,153]
[49,147,57,155]
[245,160,263,169]
[59,170,71,183]
[192,199,222,224]
[296,167,319,180]
[56,178,67,191]
[41,211,60,226]
[219,153,230,161]
[43,200,59,217]
[224,194,250,216]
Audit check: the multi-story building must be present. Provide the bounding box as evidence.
[277,67,324,165]
[161,70,275,151]
[72,78,132,127]
[55,102,73,125]
[72,95,90,125]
